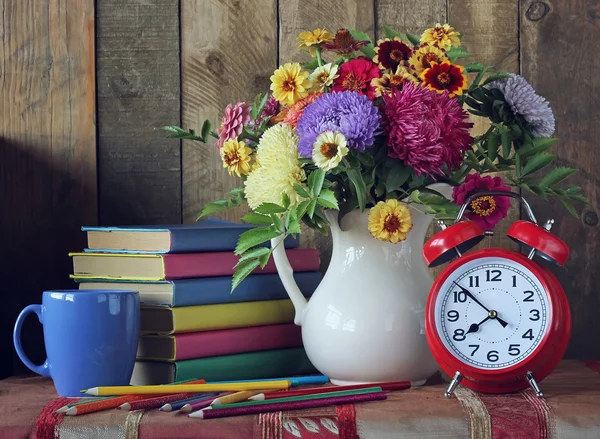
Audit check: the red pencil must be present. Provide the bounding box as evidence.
[249,380,411,401]
[119,392,210,411]
[189,391,387,419]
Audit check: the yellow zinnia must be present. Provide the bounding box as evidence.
[220,139,253,177]
[270,63,312,106]
[297,28,334,56]
[312,131,348,171]
[367,199,413,244]
[371,65,418,97]
[244,124,307,210]
[408,44,449,76]
[420,24,461,51]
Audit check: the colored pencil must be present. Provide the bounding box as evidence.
[250,380,412,401]
[209,390,266,407]
[82,380,291,396]
[119,392,213,411]
[55,397,111,413]
[209,375,329,387]
[64,379,207,415]
[189,391,387,419]
[179,393,233,413]
[216,387,382,409]
[160,393,220,412]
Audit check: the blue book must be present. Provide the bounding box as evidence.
[82,218,299,254]
[75,272,322,307]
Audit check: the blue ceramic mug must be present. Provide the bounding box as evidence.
[13,289,140,397]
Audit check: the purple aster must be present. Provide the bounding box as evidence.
[296,90,381,157]
[487,73,555,138]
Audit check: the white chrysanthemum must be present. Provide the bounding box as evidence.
[244,124,307,209]
[312,131,348,171]
[488,73,555,138]
[309,63,339,91]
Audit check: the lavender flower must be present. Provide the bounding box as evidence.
[488,73,555,138]
[296,91,381,157]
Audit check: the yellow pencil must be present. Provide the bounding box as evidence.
[81,380,291,396]
[209,390,267,406]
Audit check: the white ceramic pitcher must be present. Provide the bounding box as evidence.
[270,183,452,385]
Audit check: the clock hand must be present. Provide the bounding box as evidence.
[452,281,509,328]
[465,316,490,334]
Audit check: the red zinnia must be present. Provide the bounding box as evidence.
[422,61,468,97]
[332,58,381,100]
[374,37,412,71]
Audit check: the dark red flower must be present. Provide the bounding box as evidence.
[374,38,412,71]
[332,58,381,100]
[452,174,512,231]
[422,61,468,97]
[321,29,370,55]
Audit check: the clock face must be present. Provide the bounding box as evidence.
[434,256,551,370]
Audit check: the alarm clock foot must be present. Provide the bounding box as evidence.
[444,371,463,399]
[526,371,544,398]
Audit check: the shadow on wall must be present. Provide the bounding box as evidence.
[0,136,96,379]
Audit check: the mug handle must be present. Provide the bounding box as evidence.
[13,305,51,378]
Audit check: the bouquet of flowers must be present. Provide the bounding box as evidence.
[162,24,587,290]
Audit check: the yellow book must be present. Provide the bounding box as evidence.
[141,299,296,335]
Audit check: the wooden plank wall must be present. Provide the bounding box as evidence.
[1,0,598,378]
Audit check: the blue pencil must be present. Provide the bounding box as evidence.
[159,393,220,412]
[209,375,329,387]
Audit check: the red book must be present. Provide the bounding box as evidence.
[136,323,304,361]
[69,248,320,280]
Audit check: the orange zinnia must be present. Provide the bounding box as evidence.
[421,61,468,97]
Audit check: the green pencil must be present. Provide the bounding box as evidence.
[214,386,383,409]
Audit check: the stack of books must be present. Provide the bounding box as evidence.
[68,218,322,385]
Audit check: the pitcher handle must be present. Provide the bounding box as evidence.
[271,235,308,325]
[13,305,51,377]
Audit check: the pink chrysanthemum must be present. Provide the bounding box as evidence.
[382,82,474,175]
[215,102,251,148]
[254,95,280,125]
[452,174,512,231]
[283,92,323,127]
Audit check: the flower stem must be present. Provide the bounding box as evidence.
[316,47,324,67]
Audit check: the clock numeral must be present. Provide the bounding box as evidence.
[523,290,535,302]
[512,275,517,288]
[468,275,479,288]
[486,269,502,282]
[508,344,521,356]
[453,329,466,341]
[447,310,460,322]
[522,329,535,340]
[487,350,499,362]
[453,291,467,303]
[529,309,540,321]
[468,344,480,357]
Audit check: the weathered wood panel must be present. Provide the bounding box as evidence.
[180,0,277,224]
[0,0,97,377]
[376,0,446,37]
[448,0,520,251]
[278,0,375,271]
[521,0,600,360]
[96,0,181,225]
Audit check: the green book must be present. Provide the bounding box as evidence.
[129,347,317,385]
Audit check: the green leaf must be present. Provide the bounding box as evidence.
[348,30,376,59]
[200,120,212,141]
[405,33,421,46]
[518,137,557,158]
[302,59,320,70]
[383,26,404,40]
[470,67,489,90]
[538,167,577,188]
[464,62,487,72]
[308,169,326,196]
[198,199,231,218]
[515,153,522,178]
[293,183,310,199]
[240,212,274,225]
[254,203,287,215]
[307,198,318,219]
[231,258,261,292]
[487,133,500,162]
[297,199,312,219]
[481,72,511,86]
[446,47,470,63]
[317,189,339,209]
[521,153,556,176]
[501,130,512,159]
[558,198,580,219]
[160,125,206,142]
[235,246,271,266]
[234,227,281,255]
[354,151,374,167]
[271,213,284,233]
[281,193,290,209]
[286,206,301,234]
[257,250,272,268]
[385,165,411,192]
[346,167,367,211]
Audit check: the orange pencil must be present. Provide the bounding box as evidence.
[65,379,206,415]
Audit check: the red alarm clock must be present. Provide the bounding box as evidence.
[423,191,571,399]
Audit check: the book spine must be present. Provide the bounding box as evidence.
[173,323,303,360]
[174,348,317,382]
[171,272,321,307]
[170,228,300,253]
[162,248,320,279]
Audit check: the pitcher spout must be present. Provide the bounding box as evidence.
[270,235,308,325]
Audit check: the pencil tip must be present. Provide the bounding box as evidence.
[251,394,265,401]
[119,403,131,411]
[180,404,191,413]
[55,407,68,414]
[159,405,171,412]
[188,409,205,419]
[65,407,77,416]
